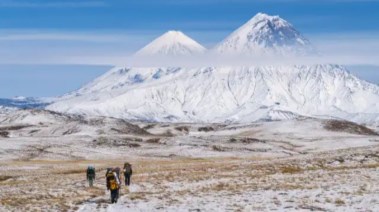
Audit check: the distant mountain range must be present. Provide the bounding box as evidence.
[0,97,51,110]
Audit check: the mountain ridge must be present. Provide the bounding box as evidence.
[48,64,379,125]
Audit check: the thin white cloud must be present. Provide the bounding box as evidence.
[0,32,127,42]
[309,32,379,65]
[0,30,378,66]
[0,30,156,65]
[0,29,168,43]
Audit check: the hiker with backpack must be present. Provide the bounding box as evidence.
[123,162,133,186]
[86,166,96,187]
[105,167,112,186]
[106,168,121,203]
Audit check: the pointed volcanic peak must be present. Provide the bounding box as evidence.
[214,13,315,56]
[135,30,206,57]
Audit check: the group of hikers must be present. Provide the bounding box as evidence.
[86,162,133,203]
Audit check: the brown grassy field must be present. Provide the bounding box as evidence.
[1,145,378,211]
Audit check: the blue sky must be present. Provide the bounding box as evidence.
[0,0,378,97]
[0,64,110,97]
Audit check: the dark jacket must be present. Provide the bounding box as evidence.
[123,165,132,176]
[87,167,96,180]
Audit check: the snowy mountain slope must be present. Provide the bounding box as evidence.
[0,106,17,114]
[48,65,379,125]
[135,31,206,56]
[214,13,315,56]
[0,109,148,138]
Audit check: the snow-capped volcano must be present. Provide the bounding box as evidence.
[46,13,378,126]
[214,13,314,56]
[135,31,206,56]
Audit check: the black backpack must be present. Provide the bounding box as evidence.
[87,166,95,176]
[124,163,132,175]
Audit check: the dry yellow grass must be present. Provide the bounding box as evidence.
[280,166,302,174]
[1,149,378,211]
[335,198,346,206]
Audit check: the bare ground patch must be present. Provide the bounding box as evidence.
[324,120,378,136]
